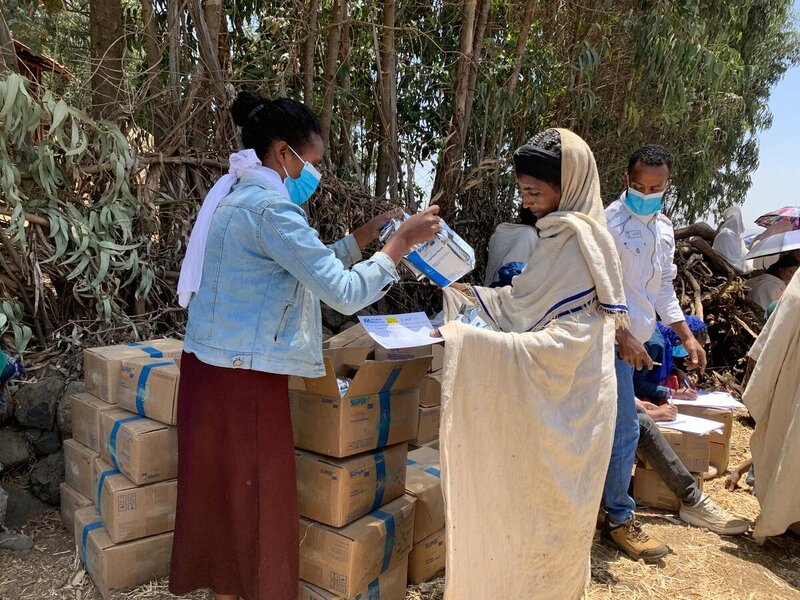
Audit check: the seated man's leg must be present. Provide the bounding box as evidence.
[637,413,749,535]
[637,413,701,506]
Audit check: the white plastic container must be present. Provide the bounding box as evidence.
[379,212,475,287]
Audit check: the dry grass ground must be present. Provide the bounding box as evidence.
[1,410,799,600]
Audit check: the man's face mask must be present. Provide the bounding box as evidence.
[283,146,322,205]
[624,187,664,216]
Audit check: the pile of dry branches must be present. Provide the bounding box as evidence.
[674,223,764,390]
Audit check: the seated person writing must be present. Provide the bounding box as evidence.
[633,315,707,403]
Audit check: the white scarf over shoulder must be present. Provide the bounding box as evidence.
[177,149,287,308]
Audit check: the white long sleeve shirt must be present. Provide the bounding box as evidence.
[606,197,685,343]
[746,273,785,312]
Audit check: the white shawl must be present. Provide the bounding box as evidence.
[177,150,288,308]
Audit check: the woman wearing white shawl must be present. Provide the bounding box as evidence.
[712,206,752,275]
[438,129,628,600]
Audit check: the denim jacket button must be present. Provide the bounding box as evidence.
[233,359,242,367]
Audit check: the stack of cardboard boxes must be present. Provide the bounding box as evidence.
[293,326,431,598]
[61,339,182,599]
[405,446,446,584]
[633,427,709,510]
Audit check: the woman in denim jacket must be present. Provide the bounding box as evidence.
[170,91,441,600]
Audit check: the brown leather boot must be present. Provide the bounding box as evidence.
[602,519,668,563]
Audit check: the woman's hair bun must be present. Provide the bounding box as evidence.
[231,90,269,127]
[229,89,321,159]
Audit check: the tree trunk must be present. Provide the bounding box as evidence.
[505,0,537,92]
[90,0,125,119]
[463,0,490,141]
[429,0,478,218]
[188,0,234,147]
[320,0,347,151]
[303,0,320,105]
[0,7,18,74]
[167,0,182,102]
[675,222,717,241]
[374,0,398,200]
[204,0,223,59]
[336,14,359,176]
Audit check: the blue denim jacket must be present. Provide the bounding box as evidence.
[184,173,399,377]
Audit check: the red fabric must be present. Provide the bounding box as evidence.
[169,352,298,600]
[664,374,680,391]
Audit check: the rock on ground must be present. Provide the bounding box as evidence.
[0,483,48,529]
[57,381,86,436]
[13,377,65,430]
[29,453,65,505]
[25,429,62,456]
[0,428,31,470]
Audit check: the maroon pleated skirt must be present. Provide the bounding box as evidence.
[169,352,298,600]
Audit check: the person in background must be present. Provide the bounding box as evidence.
[712,206,752,275]
[171,91,440,600]
[483,205,537,287]
[601,144,707,563]
[0,352,32,552]
[746,254,799,312]
[635,399,749,534]
[632,315,707,404]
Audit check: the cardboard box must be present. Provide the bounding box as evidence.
[373,345,434,362]
[430,345,444,373]
[408,528,446,584]
[60,483,93,536]
[633,464,703,511]
[324,324,375,350]
[118,358,180,425]
[676,405,733,446]
[64,439,101,499]
[100,409,178,485]
[298,558,408,600]
[94,460,177,544]
[299,495,416,597]
[709,440,731,474]
[418,372,442,408]
[405,447,444,543]
[290,348,429,457]
[677,405,733,473]
[84,339,183,404]
[412,406,440,447]
[74,507,173,600]
[640,428,710,474]
[296,443,408,527]
[72,393,116,452]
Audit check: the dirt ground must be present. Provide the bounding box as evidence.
[1,410,799,600]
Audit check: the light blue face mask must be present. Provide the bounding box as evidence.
[624,187,664,216]
[283,146,322,205]
[672,344,689,358]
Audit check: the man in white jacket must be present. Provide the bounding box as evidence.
[601,145,709,562]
